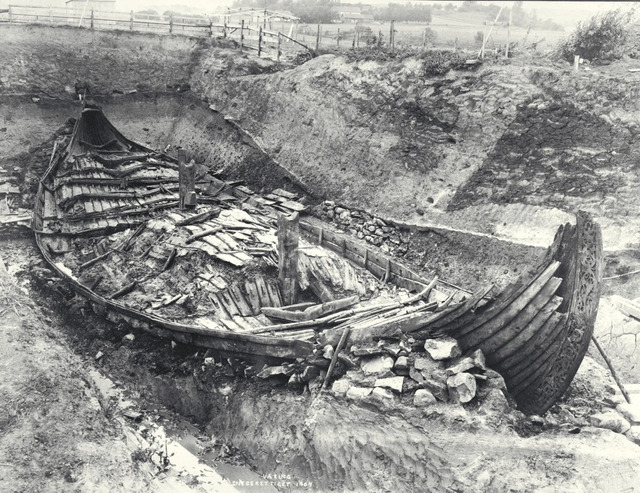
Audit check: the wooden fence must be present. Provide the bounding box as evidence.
[1,5,313,61]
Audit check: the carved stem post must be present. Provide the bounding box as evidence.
[179,160,197,210]
[277,212,299,306]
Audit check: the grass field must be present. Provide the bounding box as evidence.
[292,10,568,53]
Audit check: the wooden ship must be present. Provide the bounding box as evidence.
[32,104,603,415]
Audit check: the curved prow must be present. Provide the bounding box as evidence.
[419,211,603,415]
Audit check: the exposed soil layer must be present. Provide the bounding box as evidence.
[0,233,157,493]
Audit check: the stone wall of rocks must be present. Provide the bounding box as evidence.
[315,200,409,256]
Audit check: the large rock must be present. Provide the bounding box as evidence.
[413,389,437,407]
[370,388,396,409]
[423,337,462,361]
[616,402,640,425]
[374,376,404,393]
[479,389,510,414]
[590,411,631,434]
[331,379,350,396]
[445,356,475,376]
[483,368,507,391]
[470,348,486,370]
[413,353,443,373]
[346,386,373,400]
[361,355,394,376]
[394,356,409,375]
[447,372,477,403]
[423,369,450,402]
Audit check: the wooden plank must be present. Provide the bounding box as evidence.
[203,235,227,251]
[489,295,563,364]
[457,261,561,342]
[215,253,245,267]
[218,289,241,317]
[229,284,254,317]
[266,282,283,307]
[496,312,566,375]
[244,280,262,315]
[216,231,240,250]
[232,315,255,332]
[254,276,273,307]
[462,276,563,350]
[277,211,299,305]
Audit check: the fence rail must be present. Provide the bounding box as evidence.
[0,5,313,61]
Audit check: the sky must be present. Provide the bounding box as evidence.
[1,1,635,26]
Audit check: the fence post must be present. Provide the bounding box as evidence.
[315,24,320,51]
[240,19,244,52]
[49,7,52,24]
[8,6,12,23]
[505,7,512,58]
[130,10,133,30]
[337,28,340,48]
[277,32,282,62]
[390,20,395,49]
[90,9,94,29]
[573,54,580,71]
[223,16,227,38]
[258,26,263,57]
[169,14,173,34]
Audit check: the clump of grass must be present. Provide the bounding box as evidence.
[556,7,636,63]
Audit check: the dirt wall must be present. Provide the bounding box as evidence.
[0,23,202,97]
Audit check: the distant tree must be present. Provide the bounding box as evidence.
[556,7,635,62]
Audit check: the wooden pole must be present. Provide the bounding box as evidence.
[390,20,395,49]
[592,335,632,404]
[240,19,244,51]
[337,28,340,48]
[179,160,197,210]
[169,14,173,34]
[574,54,580,71]
[130,10,133,30]
[223,16,227,38]
[90,9,94,29]
[505,7,513,58]
[322,326,351,390]
[277,212,300,306]
[479,5,504,59]
[315,24,320,51]
[258,26,263,57]
[277,32,282,61]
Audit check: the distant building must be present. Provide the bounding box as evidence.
[65,0,115,14]
[332,4,373,23]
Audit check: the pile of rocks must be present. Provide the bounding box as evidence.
[588,397,640,446]
[327,336,510,411]
[315,201,409,256]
